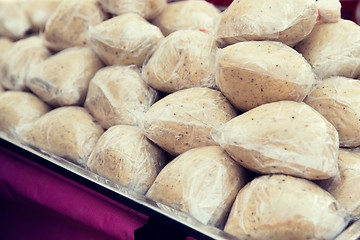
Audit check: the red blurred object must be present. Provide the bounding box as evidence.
[205,0,360,24]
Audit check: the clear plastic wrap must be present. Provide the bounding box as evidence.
[142,30,217,93]
[146,146,248,227]
[141,87,237,156]
[22,106,104,167]
[316,0,341,23]
[224,175,349,240]
[0,84,3,93]
[87,125,168,194]
[0,37,13,54]
[212,101,339,180]
[97,0,167,20]
[0,1,31,40]
[152,0,221,36]
[85,65,158,129]
[23,0,61,32]
[319,149,360,220]
[216,41,318,112]
[295,19,360,80]
[44,0,107,51]
[0,91,51,142]
[217,0,318,47]
[27,47,103,107]
[305,76,360,148]
[0,36,50,91]
[88,13,164,67]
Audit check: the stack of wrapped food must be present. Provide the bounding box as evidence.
[0,0,359,239]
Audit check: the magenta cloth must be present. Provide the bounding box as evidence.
[0,145,148,240]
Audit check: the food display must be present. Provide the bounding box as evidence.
[88,125,168,194]
[0,1,30,40]
[217,0,318,46]
[27,47,103,107]
[224,175,349,240]
[97,0,167,20]
[1,0,360,239]
[305,76,360,147]
[296,19,360,79]
[0,36,50,91]
[0,91,50,142]
[88,13,164,66]
[22,0,61,32]
[85,65,158,129]
[22,106,104,167]
[142,87,237,156]
[152,0,220,36]
[216,41,318,111]
[146,146,248,227]
[44,0,107,51]
[143,30,217,93]
[212,101,339,180]
[319,149,360,220]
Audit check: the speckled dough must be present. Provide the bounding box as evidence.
[44,0,107,51]
[146,146,248,227]
[296,19,360,79]
[152,0,220,36]
[0,91,50,141]
[217,0,318,46]
[22,106,104,166]
[88,13,164,67]
[23,0,61,32]
[0,36,50,91]
[142,30,217,93]
[224,175,349,240]
[0,38,13,54]
[142,87,237,156]
[97,0,166,20]
[212,101,339,180]
[87,125,167,194]
[305,76,360,148]
[216,41,317,111]
[27,47,103,107]
[0,1,31,40]
[85,65,157,129]
[319,149,360,220]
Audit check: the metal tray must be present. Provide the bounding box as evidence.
[1,134,359,240]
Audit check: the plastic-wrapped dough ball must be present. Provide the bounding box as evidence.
[216,41,317,112]
[0,37,13,69]
[319,149,360,220]
[296,19,360,79]
[142,87,237,156]
[0,85,3,93]
[0,1,31,40]
[27,47,103,107]
[44,0,107,51]
[85,65,157,129]
[23,0,61,32]
[212,101,339,180]
[217,0,318,47]
[305,76,360,148]
[88,125,168,194]
[142,30,217,93]
[0,91,50,141]
[88,13,164,67]
[22,106,104,167]
[146,146,248,227]
[316,0,341,23]
[97,0,166,20]
[0,36,50,91]
[224,175,349,240]
[152,0,220,36]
